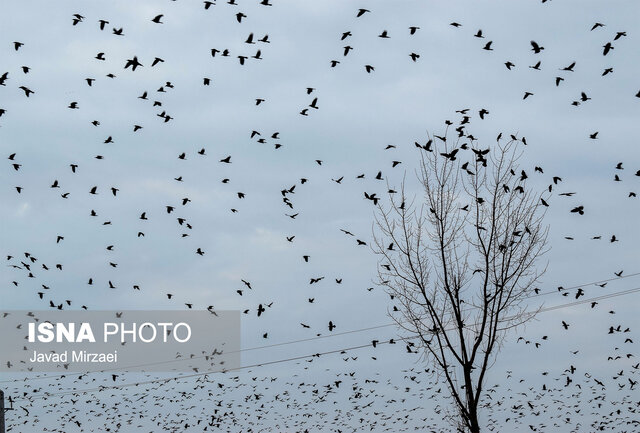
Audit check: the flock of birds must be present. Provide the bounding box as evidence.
[1,1,638,432]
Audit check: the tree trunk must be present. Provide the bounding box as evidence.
[468,406,480,433]
[463,365,481,433]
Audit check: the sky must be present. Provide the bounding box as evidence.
[0,0,639,431]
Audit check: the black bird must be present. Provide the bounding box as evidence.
[570,206,584,215]
[614,31,627,40]
[72,13,84,25]
[530,40,544,53]
[440,148,459,160]
[125,56,143,71]
[19,86,34,97]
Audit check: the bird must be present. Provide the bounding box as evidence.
[570,206,584,215]
[72,13,84,25]
[614,31,627,40]
[18,86,34,97]
[530,40,544,53]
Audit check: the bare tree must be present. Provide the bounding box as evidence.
[373,132,549,433]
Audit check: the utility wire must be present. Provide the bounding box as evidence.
[12,284,640,401]
[1,271,637,385]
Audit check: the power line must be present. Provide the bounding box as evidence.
[0,271,637,385]
[20,338,412,401]
[530,271,640,298]
[12,284,640,401]
[0,322,395,385]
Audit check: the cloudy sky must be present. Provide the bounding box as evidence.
[1,0,639,431]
